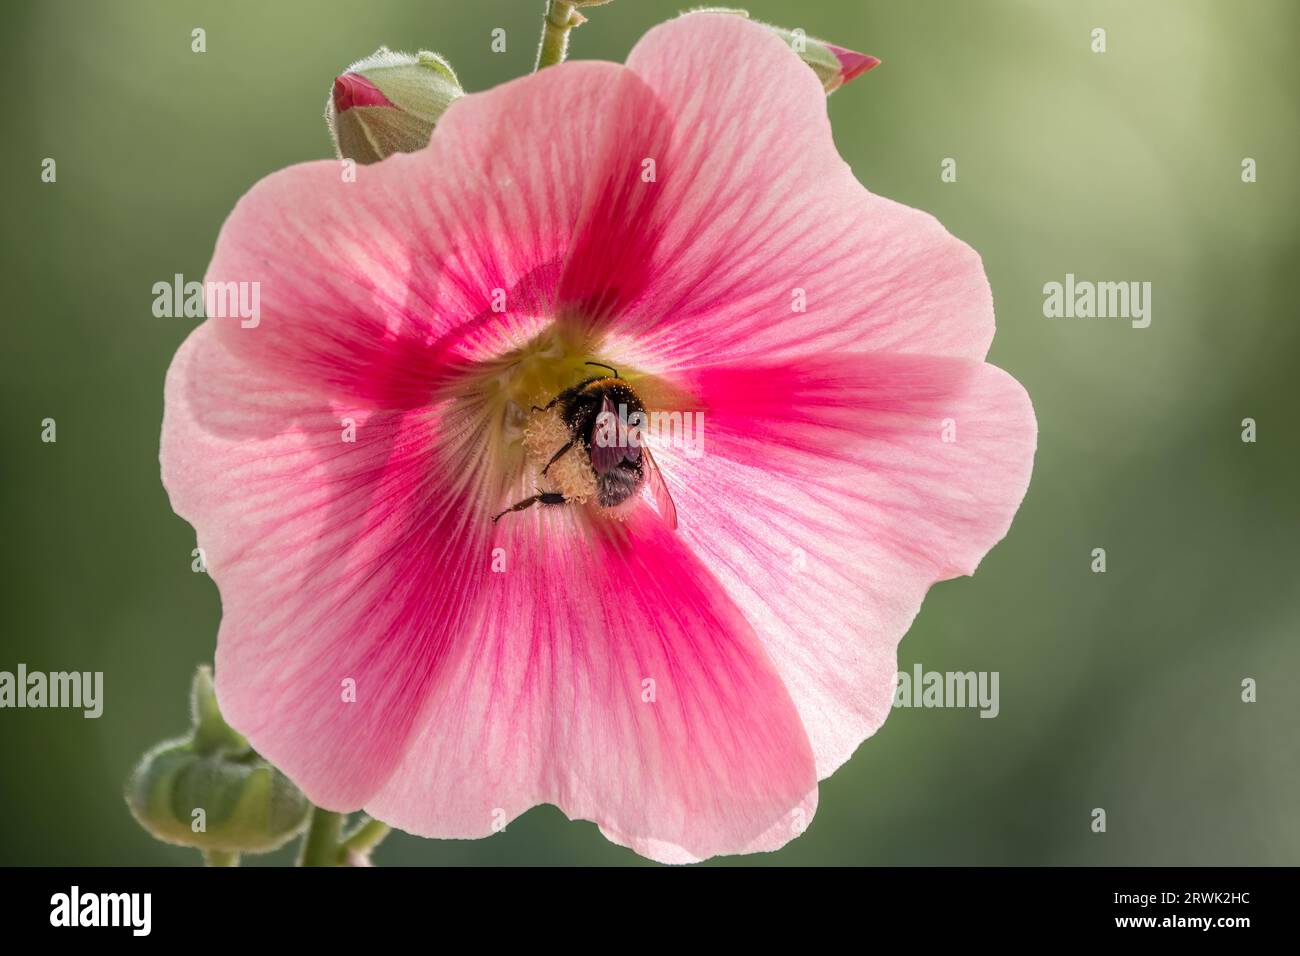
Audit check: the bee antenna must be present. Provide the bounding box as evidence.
[585,360,619,379]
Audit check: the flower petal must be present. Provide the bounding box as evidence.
[588,13,993,367]
[162,323,498,808]
[653,352,1036,777]
[205,60,669,406]
[365,506,818,863]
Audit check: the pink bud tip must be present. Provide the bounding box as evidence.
[332,73,393,113]
[826,45,882,84]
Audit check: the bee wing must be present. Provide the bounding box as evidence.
[641,442,678,531]
[590,393,638,474]
[589,432,626,474]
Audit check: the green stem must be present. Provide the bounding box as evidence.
[202,849,240,867]
[340,816,392,857]
[298,807,346,867]
[534,1,578,71]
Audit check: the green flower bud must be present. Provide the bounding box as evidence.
[325,48,463,164]
[125,667,310,855]
[682,9,880,94]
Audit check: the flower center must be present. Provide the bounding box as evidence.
[494,329,598,414]
[480,328,608,505]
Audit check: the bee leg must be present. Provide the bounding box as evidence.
[492,491,567,523]
[540,439,576,476]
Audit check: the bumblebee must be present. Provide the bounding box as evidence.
[493,362,677,527]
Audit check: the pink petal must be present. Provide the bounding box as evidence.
[580,13,993,367]
[825,44,882,85]
[205,61,669,406]
[366,506,817,863]
[162,323,496,807]
[655,352,1036,777]
[332,72,394,112]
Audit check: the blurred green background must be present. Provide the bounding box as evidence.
[2,0,1297,866]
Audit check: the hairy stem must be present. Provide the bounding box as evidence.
[535,1,579,70]
[340,816,392,857]
[298,807,346,867]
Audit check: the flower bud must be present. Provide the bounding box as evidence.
[325,48,463,164]
[125,667,310,854]
[682,9,880,93]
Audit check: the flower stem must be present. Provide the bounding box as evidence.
[202,849,240,867]
[340,816,391,856]
[534,1,579,71]
[298,807,346,867]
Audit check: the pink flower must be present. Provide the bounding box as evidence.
[162,14,1035,863]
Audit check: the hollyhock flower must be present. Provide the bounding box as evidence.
[161,14,1035,863]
